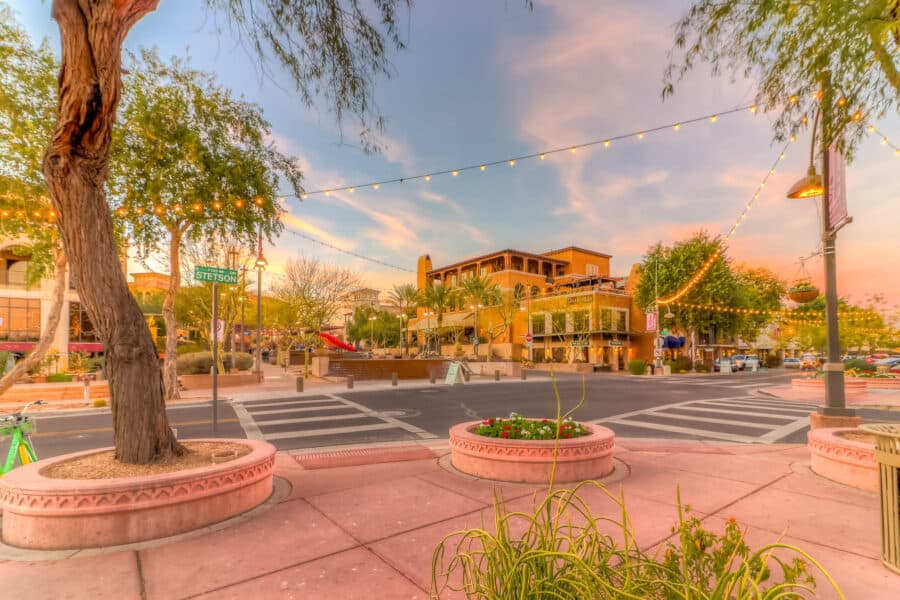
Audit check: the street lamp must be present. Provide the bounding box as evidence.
[520,304,532,362]
[239,266,247,353]
[786,104,852,417]
[254,235,267,383]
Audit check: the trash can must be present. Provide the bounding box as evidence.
[860,423,900,575]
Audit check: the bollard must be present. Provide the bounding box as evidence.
[521,369,526,381]
[347,374,354,389]
[463,370,470,383]
[296,376,304,393]
[84,376,90,406]
[391,372,398,386]
[494,369,500,381]
[429,369,436,384]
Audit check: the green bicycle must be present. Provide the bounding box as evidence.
[1,400,46,476]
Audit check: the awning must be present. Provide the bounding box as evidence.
[409,312,475,332]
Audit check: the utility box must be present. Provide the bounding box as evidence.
[860,423,900,575]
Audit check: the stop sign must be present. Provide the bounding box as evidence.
[525,333,534,343]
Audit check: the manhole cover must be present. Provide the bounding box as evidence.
[378,409,421,418]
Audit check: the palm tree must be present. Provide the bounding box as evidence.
[421,283,456,356]
[459,275,489,357]
[389,283,420,356]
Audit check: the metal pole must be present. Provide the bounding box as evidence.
[212,281,219,432]
[817,90,849,416]
[473,305,479,359]
[240,296,246,354]
[256,267,262,382]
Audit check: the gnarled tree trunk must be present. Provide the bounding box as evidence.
[42,0,181,463]
[0,246,67,396]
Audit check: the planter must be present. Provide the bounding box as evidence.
[860,377,900,390]
[449,421,615,484]
[807,428,876,492]
[792,377,867,394]
[178,372,259,390]
[0,438,275,549]
[788,288,818,303]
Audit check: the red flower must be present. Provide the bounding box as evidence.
[504,425,511,430]
[502,432,509,438]
[542,419,548,423]
[565,434,571,438]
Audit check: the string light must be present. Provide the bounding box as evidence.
[667,301,880,321]
[289,104,757,198]
[870,125,900,156]
[284,228,414,273]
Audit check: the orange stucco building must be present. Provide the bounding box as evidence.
[410,247,655,368]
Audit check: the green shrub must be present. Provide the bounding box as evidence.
[765,354,782,368]
[665,360,680,374]
[627,359,647,375]
[47,373,73,383]
[674,355,693,372]
[694,361,710,373]
[176,351,253,374]
[474,414,590,440]
[843,358,874,372]
[177,342,206,355]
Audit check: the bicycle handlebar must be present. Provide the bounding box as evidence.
[21,400,47,417]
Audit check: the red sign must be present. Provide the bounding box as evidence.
[828,144,847,231]
[645,311,658,333]
[0,341,36,352]
[525,333,534,343]
[68,342,104,352]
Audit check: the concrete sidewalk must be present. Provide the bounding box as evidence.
[1,438,897,599]
[761,383,900,409]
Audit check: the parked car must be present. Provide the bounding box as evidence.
[783,357,802,369]
[713,357,738,372]
[730,355,747,370]
[799,354,820,370]
[742,355,761,370]
[874,357,900,368]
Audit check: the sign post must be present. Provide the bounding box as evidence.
[195,266,237,433]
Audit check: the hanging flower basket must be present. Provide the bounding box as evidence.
[788,282,819,303]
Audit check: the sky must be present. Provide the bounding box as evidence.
[9,1,900,308]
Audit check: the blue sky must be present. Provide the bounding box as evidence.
[10,1,900,306]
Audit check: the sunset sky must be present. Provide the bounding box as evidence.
[12,1,900,308]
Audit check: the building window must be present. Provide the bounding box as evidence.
[572,310,590,333]
[1,260,29,288]
[530,285,539,297]
[586,263,599,277]
[531,314,546,335]
[69,302,100,343]
[615,310,628,332]
[0,298,41,341]
[480,266,487,277]
[551,312,567,335]
[450,274,457,287]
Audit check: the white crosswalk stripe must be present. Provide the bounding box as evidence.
[235,394,437,445]
[593,394,816,444]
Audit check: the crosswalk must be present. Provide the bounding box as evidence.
[593,394,816,443]
[629,375,779,391]
[232,394,438,450]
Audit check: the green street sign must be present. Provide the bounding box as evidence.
[194,266,238,284]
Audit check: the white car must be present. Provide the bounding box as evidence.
[742,355,760,370]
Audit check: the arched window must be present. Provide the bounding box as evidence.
[6,260,28,287]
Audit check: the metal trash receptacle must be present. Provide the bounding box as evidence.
[860,423,900,575]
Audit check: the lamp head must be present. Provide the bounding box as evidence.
[786,166,824,199]
[255,255,268,269]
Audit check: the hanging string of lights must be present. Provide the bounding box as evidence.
[667,300,880,321]
[655,140,793,305]
[869,125,900,156]
[289,104,759,199]
[283,229,414,273]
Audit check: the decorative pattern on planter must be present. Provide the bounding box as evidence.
[449,421,616,483]
[807,428,876,492]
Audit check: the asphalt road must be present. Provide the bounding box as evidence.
[20,370,900,458]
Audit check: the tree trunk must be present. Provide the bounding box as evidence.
[0,247,67,395]
[43,0,181,464]
[162,230,182,399]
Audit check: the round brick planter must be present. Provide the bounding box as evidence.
[807,428,876,492]
[0,439,275,550]
[449,421,615,484]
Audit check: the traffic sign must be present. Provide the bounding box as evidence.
[570,340,589,347]
[194,265,238,284]
[653,348,663,358]
[525,333,534,343]
[609,340,623,347]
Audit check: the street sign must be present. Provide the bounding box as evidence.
[828,144,847,231]
[609,340,623,347]
[645,311,658,332]
[210,319,225,341]
[570,340,589,347]
[525,341,533,348]
[525,333,534,343]
[653,348,663,358]
[445,361,464,385]
[194,265,238,284]
[655,336,665,349]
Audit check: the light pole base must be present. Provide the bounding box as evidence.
[810,409,862,430]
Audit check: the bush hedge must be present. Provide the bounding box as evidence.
[627,359,647,375]
[176,352,254,375]
[694,361,710,373]
[843,358,875,372]
[765,354,782,368]
[47,373,74,383]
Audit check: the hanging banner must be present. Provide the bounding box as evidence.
[827,144,847,231]
[645,310,658,332]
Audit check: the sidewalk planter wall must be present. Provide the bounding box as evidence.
[863,378,900,390]
[449,421,615,484]
[0,439,275,550]
[807,428,876,492]
[328,358,449,380]
[178,372,259,390]
[792,378,867,394]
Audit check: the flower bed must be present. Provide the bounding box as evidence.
[449,420,615,484]
[473,414,590,440]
